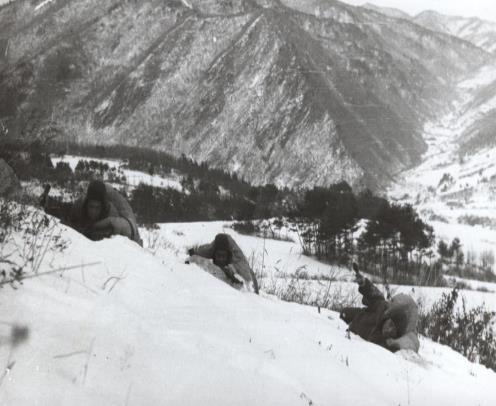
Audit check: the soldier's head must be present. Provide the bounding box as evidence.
[84,180,108,222]
[382,318,398,339]
[213,234,232,267]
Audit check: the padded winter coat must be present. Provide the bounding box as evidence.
[192,233,259,294]
[340,279,419,352]
[383,293,420,352]
[70,183,142,246]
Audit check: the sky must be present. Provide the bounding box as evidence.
[341,0,496,22]
[1,0,496,22]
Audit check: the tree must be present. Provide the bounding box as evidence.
[180,175,195,194]
[52,161,73,186]
[448,238,464,269]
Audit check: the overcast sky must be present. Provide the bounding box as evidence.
[1,0,496,22]
[341,0,496,22]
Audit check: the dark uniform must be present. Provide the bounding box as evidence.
[189,233,259,294]
[43,180,142,246]
[341,278,419,352]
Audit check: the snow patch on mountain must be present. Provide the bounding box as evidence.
[34,0,55,12]
[458,66,496,90]
[361,3,411,20]
[51,155,184,191]
[413,10,496,54]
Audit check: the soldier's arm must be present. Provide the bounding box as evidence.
[225,235,259,293]
[189,243,214,259]
[42,197,76,227]
[340,307,362,324]
[358,278,386,306]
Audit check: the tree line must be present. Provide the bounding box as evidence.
[288,182,436,284]
[4,139,488,285]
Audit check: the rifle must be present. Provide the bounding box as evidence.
[38,184,75,227]
[352,262,364,285]
[39,184,51,209]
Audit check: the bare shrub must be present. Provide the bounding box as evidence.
[419,289,496,372]
[0,200,68,288]
[231,218,295,242]
[480,250,495,271]
[142,226,180,257]
[258,265,358,312]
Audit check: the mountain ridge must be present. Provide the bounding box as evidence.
[361,2,410,20]
[0,0,493,189]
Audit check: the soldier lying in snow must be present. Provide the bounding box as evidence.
[188,233,259,294]
[41,180,142,246]
[340,266,419,353]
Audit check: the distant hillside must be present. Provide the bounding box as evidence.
[361,2,410,20]
[414,10,496,54]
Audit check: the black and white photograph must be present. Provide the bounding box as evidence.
[1,0,495,404]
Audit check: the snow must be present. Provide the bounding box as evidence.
[143,220,352,280]
[1,214,495,405]
[180,0,193,10]
[51,155,184,191]
[458,66,496,90]
[34,0,55,12]
[142,221,496,313]
[389,67,496,263]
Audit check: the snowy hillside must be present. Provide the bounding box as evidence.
[361,3,410,20]
[413,10,496,54]
[51,155,184,191]
[389,65,496,262]
[1,213,496,405]
[142,221,496,312]
[363,4,496,54]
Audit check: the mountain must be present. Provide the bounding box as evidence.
[414,10,496,54]
[0,0,492,189]
[388,65,496,257]
[361,2,410,20]
[457,68,496,155]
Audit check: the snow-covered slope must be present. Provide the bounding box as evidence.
[1,216,495,405]
[361,3,410,20]
[51,155,184,191]
[414,10,496,54]
[389,65,496,261]
[144,221,496,312]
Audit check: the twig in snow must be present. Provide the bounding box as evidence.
[81,338,95,385]
[264,349,276,359]
[125,383,133,406]
[102,273,126,292]
[65,276,99,295]
[0,262,101,287]
[0,361,15,388]
[300,392,313,405]
[81,262,86,285]
[53,350,87,359]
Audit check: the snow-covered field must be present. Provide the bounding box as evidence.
[51,155,184,191]
[142,221,496,313]
[1,213,495,405]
